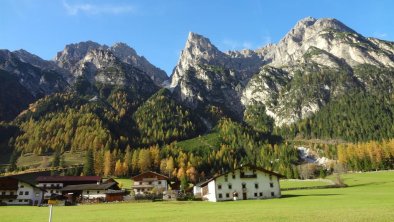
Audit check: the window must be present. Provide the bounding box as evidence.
[8,200,12,202]
[269,175,273,181]
[254,193,258,197]
[218,184,222,189]
[224,175,228,182]
[218,193,223,198]
[228,184,232,189]
[226,193,230,198]
[87,191,90,194]
[19,200,22,202]
[10,192,14,195]
[137,189,140,192]
[259,192,263,197]
[270,183,274,188]
[149,181,152,185]
[242,183,246,189]
[97,191,100,194]
[24,199,28,202]
[43,184,47,188]
[271,192,275,197]
[19,191,23,195]
[25,191,29,195]
[158,181,162,185]
[20,185,24,188]
[139,182,142,185]
[255,183,259,189]
[50,190,53,194]
[1,191,5,195]
[232,174,236,179]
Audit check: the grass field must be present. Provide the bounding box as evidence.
[114,178,133,190]
[1,171,393,222]
[280,179,333,189]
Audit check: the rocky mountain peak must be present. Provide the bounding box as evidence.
[110,42,138,59]
[54,41,104,71]
[170,32,227,87]
[109,42,168,86]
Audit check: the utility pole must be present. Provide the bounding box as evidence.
[48,204,53,222]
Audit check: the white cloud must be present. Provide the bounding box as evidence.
[63,1,135,16]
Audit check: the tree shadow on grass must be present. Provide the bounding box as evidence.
[281,194,341,199]
[346,181,394,188]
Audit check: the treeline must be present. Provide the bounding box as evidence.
[278,91,394,142]
[79,118,299,183]
[337,140,394,171]
[11,88,204,155]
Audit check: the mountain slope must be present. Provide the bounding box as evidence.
[55,41,169,86]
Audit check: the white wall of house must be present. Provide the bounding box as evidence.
[206,180,217,202]
[202,168,281,202]
[36,182,63,197]
[193,186,202,197]
[82,190,106,199]
[133,179,167,195]
[9,182,43,205]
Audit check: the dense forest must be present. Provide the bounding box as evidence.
[2,66,394,181]
[277,91,394,142]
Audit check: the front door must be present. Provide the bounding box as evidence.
[242,192,247,200]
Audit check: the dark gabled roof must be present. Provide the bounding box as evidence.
[0,174,46,191]
[0,177,19,190]
[11,171,52,185]
[60,182,118,191]
[131,171,169,181]
[196,165,285,187]
[37,176,101,183]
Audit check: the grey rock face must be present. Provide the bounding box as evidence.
[55,41,168,86]
[0,50,69,98]
[110,43,168,85]
[171,17,394,126]
[170,32,265,118]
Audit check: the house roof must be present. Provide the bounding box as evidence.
[0,177,19,190]
[0,175,46,191]
[37,176,101,183]
[131,171,169,181]
[196,165,285,187]
[60,182,118,191]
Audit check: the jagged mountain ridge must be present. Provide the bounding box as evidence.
[55,41,168,86]
[1,16,394,127]
[0,41,167,121]
[170,17,394,125]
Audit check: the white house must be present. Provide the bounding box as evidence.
[60,180,121,201]
[194,165,284,202]
[0,176,44,206]
[131,171,169,195]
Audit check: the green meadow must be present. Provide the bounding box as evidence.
[1,171,393,222]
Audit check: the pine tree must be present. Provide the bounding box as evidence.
[83,149,95,176]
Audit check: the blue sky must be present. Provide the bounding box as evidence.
[1,0,393,75]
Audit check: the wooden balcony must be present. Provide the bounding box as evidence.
[0,194,18,199]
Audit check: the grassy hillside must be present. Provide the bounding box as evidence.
[0,171,393,222]
[176,132,220,153]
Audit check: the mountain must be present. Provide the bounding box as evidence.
[0,50,70,120]
[170,32,264,119]
[55,41,168,86]
[170,17,394,127]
